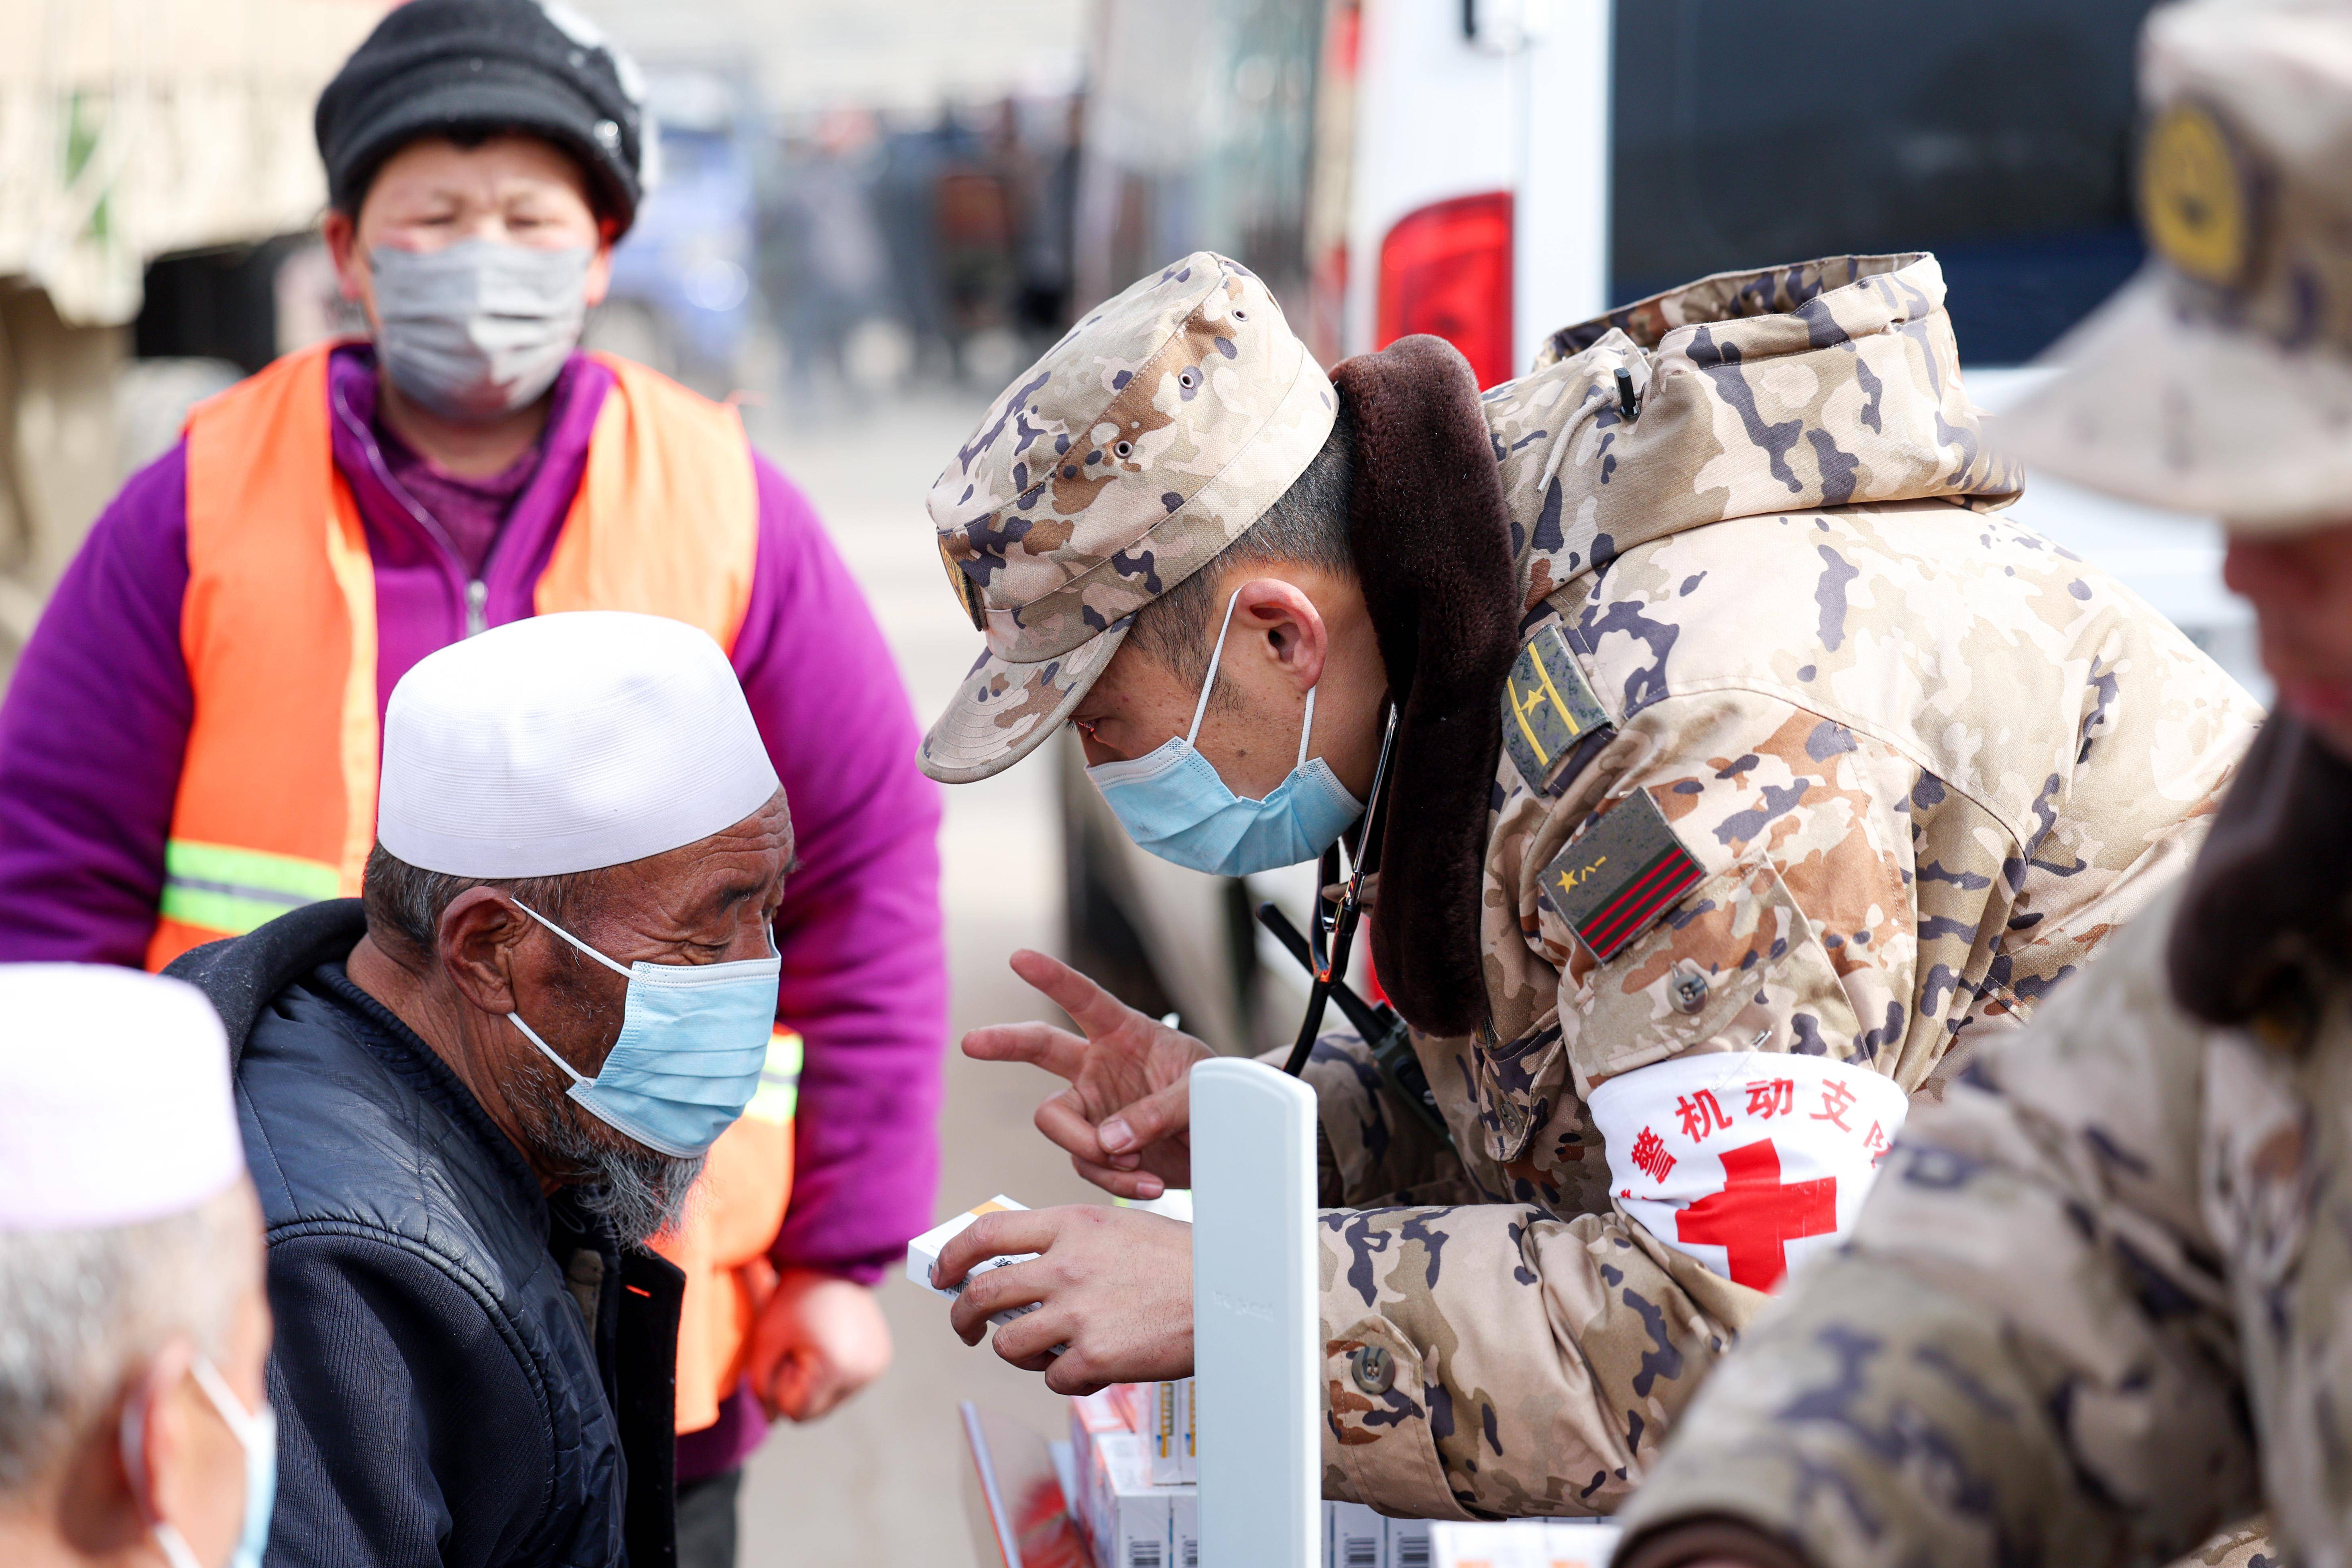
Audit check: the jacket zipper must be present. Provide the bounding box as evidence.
[330,381,497,640]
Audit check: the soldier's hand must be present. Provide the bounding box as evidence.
[961,948,1209,1198]
[932,1204,1192,1393]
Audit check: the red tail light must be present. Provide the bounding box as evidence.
[1375,191,1514,386]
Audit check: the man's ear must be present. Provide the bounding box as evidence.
[437,889,531,1015]
[118,1337,196,1529]
[1230,576,1329,695]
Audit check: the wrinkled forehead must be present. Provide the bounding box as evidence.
[588,790,794,907]
[676,788,796,868]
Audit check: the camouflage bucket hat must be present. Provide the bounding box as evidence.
[1998,0,2352,531]
[920,252,1339,784]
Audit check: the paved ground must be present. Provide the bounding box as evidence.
[736,390,1101,1567]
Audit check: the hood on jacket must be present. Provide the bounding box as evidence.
[1490,253,2024,613]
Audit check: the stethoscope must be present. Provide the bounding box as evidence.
[1277,700,1397,1075]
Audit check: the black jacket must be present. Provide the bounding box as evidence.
[169,901,682,1568]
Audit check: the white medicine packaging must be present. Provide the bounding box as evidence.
[1071,1386,1127,1457]
[905,1195,1044,1332]
[1168,1485,1198,1568]
[1326,1501,1385,1568]
[1089,1432,1171,1568]
[1388,1515,1435,1568]
[1145,1379,1196,1485]
[1542,1522,1620,1568]
[1054,1383,1612,1568]
[1428,1520,1620,1568]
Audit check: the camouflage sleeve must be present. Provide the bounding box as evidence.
[1613,900,2263,1568]
[1314,696,1949,1519]
[1540,691,1930,1093]
[1264,1030,1472,1209]
[1479,688,1953,1166]
[1318,1198,1762,1519]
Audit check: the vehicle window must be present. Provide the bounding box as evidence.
[1609,0,2160,363]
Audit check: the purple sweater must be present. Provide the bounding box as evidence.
[0,347,946,1477]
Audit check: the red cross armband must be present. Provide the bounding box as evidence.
[1586,1052,1909,1293]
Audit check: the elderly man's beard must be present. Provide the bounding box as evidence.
[521,1059,704,1246]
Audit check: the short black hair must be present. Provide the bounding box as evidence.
[1126,403,1356,700]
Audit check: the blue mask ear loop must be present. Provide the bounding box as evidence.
[1187,587,1322,774]
[124,1356,275,1568]
[505,898,633,1084]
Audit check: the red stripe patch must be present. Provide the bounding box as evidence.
[1577,847,1704,960]
[1539,788,1709,964]
[1592,861,1703,956]
[1581,852,1685,942]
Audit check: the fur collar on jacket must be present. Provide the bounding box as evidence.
[2170,715,2352,1031]
[1332,336,1520,1039]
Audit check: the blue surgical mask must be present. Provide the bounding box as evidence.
[1087,590,1365,877]
[136,1355,276,1568]
[506,901,781,1159]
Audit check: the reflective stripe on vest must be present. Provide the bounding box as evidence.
[146,342,759,968]
[157,840,343,939]
[743,1025,802,1126]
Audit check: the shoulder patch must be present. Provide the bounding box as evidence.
[1539,789,1705,962]
[1501,624,1609,796]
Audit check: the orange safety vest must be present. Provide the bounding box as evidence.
[154,339,795,1432]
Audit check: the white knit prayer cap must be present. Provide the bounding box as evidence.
[378,612,781,879]
[0,965,244,1230]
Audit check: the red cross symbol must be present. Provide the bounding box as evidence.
[1673,1138,1837,1291]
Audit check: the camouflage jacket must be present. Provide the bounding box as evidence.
[1608,876,2331,1568]
[1310,255,2262,1520]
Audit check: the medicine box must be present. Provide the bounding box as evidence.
[1142,1380,1194,1485]
[905,1195,1042,1331]
[1389,1515,1435,1568]
[1428,1520,1619,1568]
[1327,1501,1384,1568]
[1070,1386,1128,1456]
[1167,1484,1198,1568]
[1087,1432,1171,1568]
[1054,1390,1610,1568]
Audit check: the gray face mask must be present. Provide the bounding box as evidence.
[370,240,591,422]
